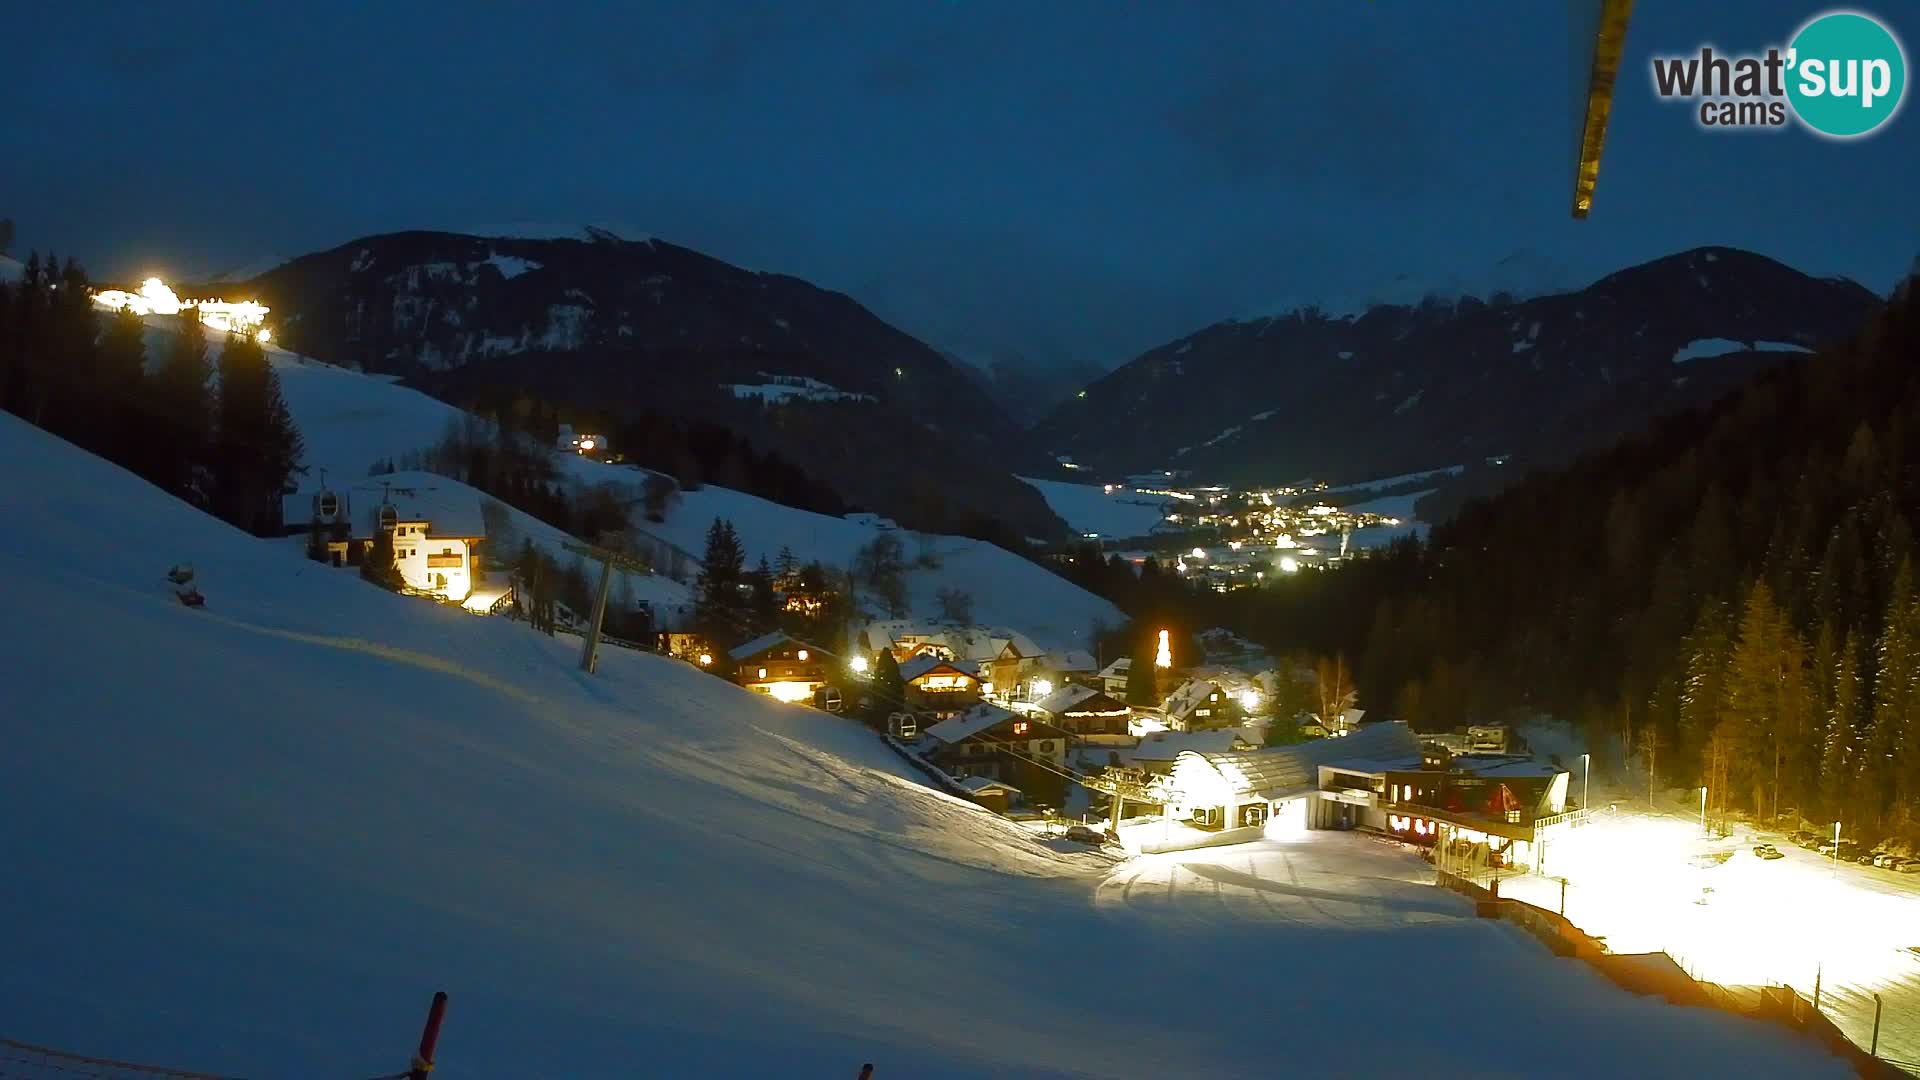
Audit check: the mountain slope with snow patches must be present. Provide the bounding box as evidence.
[0,412,1851,1078]
[146,319,1117,650]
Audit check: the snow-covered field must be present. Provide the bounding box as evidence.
[0,412,1856,1078]
[1501,799,1920,1071]
[1016,476,1175,539]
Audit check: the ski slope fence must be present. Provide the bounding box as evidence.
[1434,872,1908,1078]
[0,992,447,1080]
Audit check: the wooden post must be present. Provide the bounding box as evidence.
[409,991,448,1080]
[1813,965,1822,1011]
[1560,877,1568,916]
[580,551,615,673]
[1871,993,1882,1055]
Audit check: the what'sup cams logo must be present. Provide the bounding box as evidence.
[1651,9,1907,138]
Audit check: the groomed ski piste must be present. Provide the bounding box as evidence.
[0,359,1857,1076]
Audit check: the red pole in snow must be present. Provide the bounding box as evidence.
[857,1066,874,1080]
[409,992,448,1080]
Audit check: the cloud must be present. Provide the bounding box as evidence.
[1162,18,1447,197]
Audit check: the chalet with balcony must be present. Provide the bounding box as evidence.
[1031,684,1132,745]
[729,631,830,703]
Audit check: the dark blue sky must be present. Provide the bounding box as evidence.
[8,1,1915,367]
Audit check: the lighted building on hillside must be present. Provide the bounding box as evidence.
[283,482,486,603]
[729,632,829,703]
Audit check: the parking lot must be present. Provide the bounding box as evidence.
[1497,803,1920,1071]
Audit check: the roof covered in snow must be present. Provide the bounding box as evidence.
[1173,722,1420,802]
[1162,678,1228,719]
[922,703,1018,745]
[1099,657,1132,678]
[958,775,1021,795]
[862,620,1042,663]
[1133,729,1252,763]
[1047,649,1098,673]
[1033,685,1128,717]
[284,473,487,539]
[728,630,799,663]
[900,653,971,682]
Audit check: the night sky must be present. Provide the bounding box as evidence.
[9,1,1916,368]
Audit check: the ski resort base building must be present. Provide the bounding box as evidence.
[1120,722,1581,862]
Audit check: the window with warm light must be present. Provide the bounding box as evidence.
[797,649,809,661]
[1013,722,1029,735]
[758,667,768,679]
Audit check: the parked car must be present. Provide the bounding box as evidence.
[1857,852,1878,865]
[1873,852,1900,868]
[1790,830,1819,847]
[1817,840,1839,855]
[1840,842,1866,861]
[1752,844,1785,860]
[1064,825,1109,846]
[1896,859,1920,873]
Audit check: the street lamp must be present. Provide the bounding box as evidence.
[1833,821,1842,873]
[1581,753,1590,812]
[1700,785,1708,835]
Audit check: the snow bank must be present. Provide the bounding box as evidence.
[0,412,1854,1079]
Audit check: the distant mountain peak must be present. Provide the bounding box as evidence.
[452,223,655,244]
[1247,247,1580,323]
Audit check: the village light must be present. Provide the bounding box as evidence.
[255,327,272,344]
[1155,629,1172,669]
[1279,556,1300,573]
[697,653,713,666]
[797,649,809,661]
[1031,678,1054,699]
[1239,689,1259,712]
[850,654,869,674]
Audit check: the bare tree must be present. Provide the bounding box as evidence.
[935,587,973,624]
[1316,654,1357,731]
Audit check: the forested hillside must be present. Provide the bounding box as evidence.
[1241,274,1920,841]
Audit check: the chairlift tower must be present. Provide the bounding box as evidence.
[562,534,652,674]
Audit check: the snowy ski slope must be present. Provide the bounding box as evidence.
[0,413,1851,1078]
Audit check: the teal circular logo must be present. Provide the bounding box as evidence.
[1786,11,1907,137]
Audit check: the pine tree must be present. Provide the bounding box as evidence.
[1677,600,1733,788]
[95,304,149,468]
[212,332,303,533]
[1866,561,1920,830]
[695,517,747,645]
[359,527,405,591]
[1823,628,1861,822]
[870,649,906,721]
[749,555,777,635]
[152,307,213,500]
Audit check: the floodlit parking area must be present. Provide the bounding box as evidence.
[1089,826,1854,1077]
[1498,804,1920,1071]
